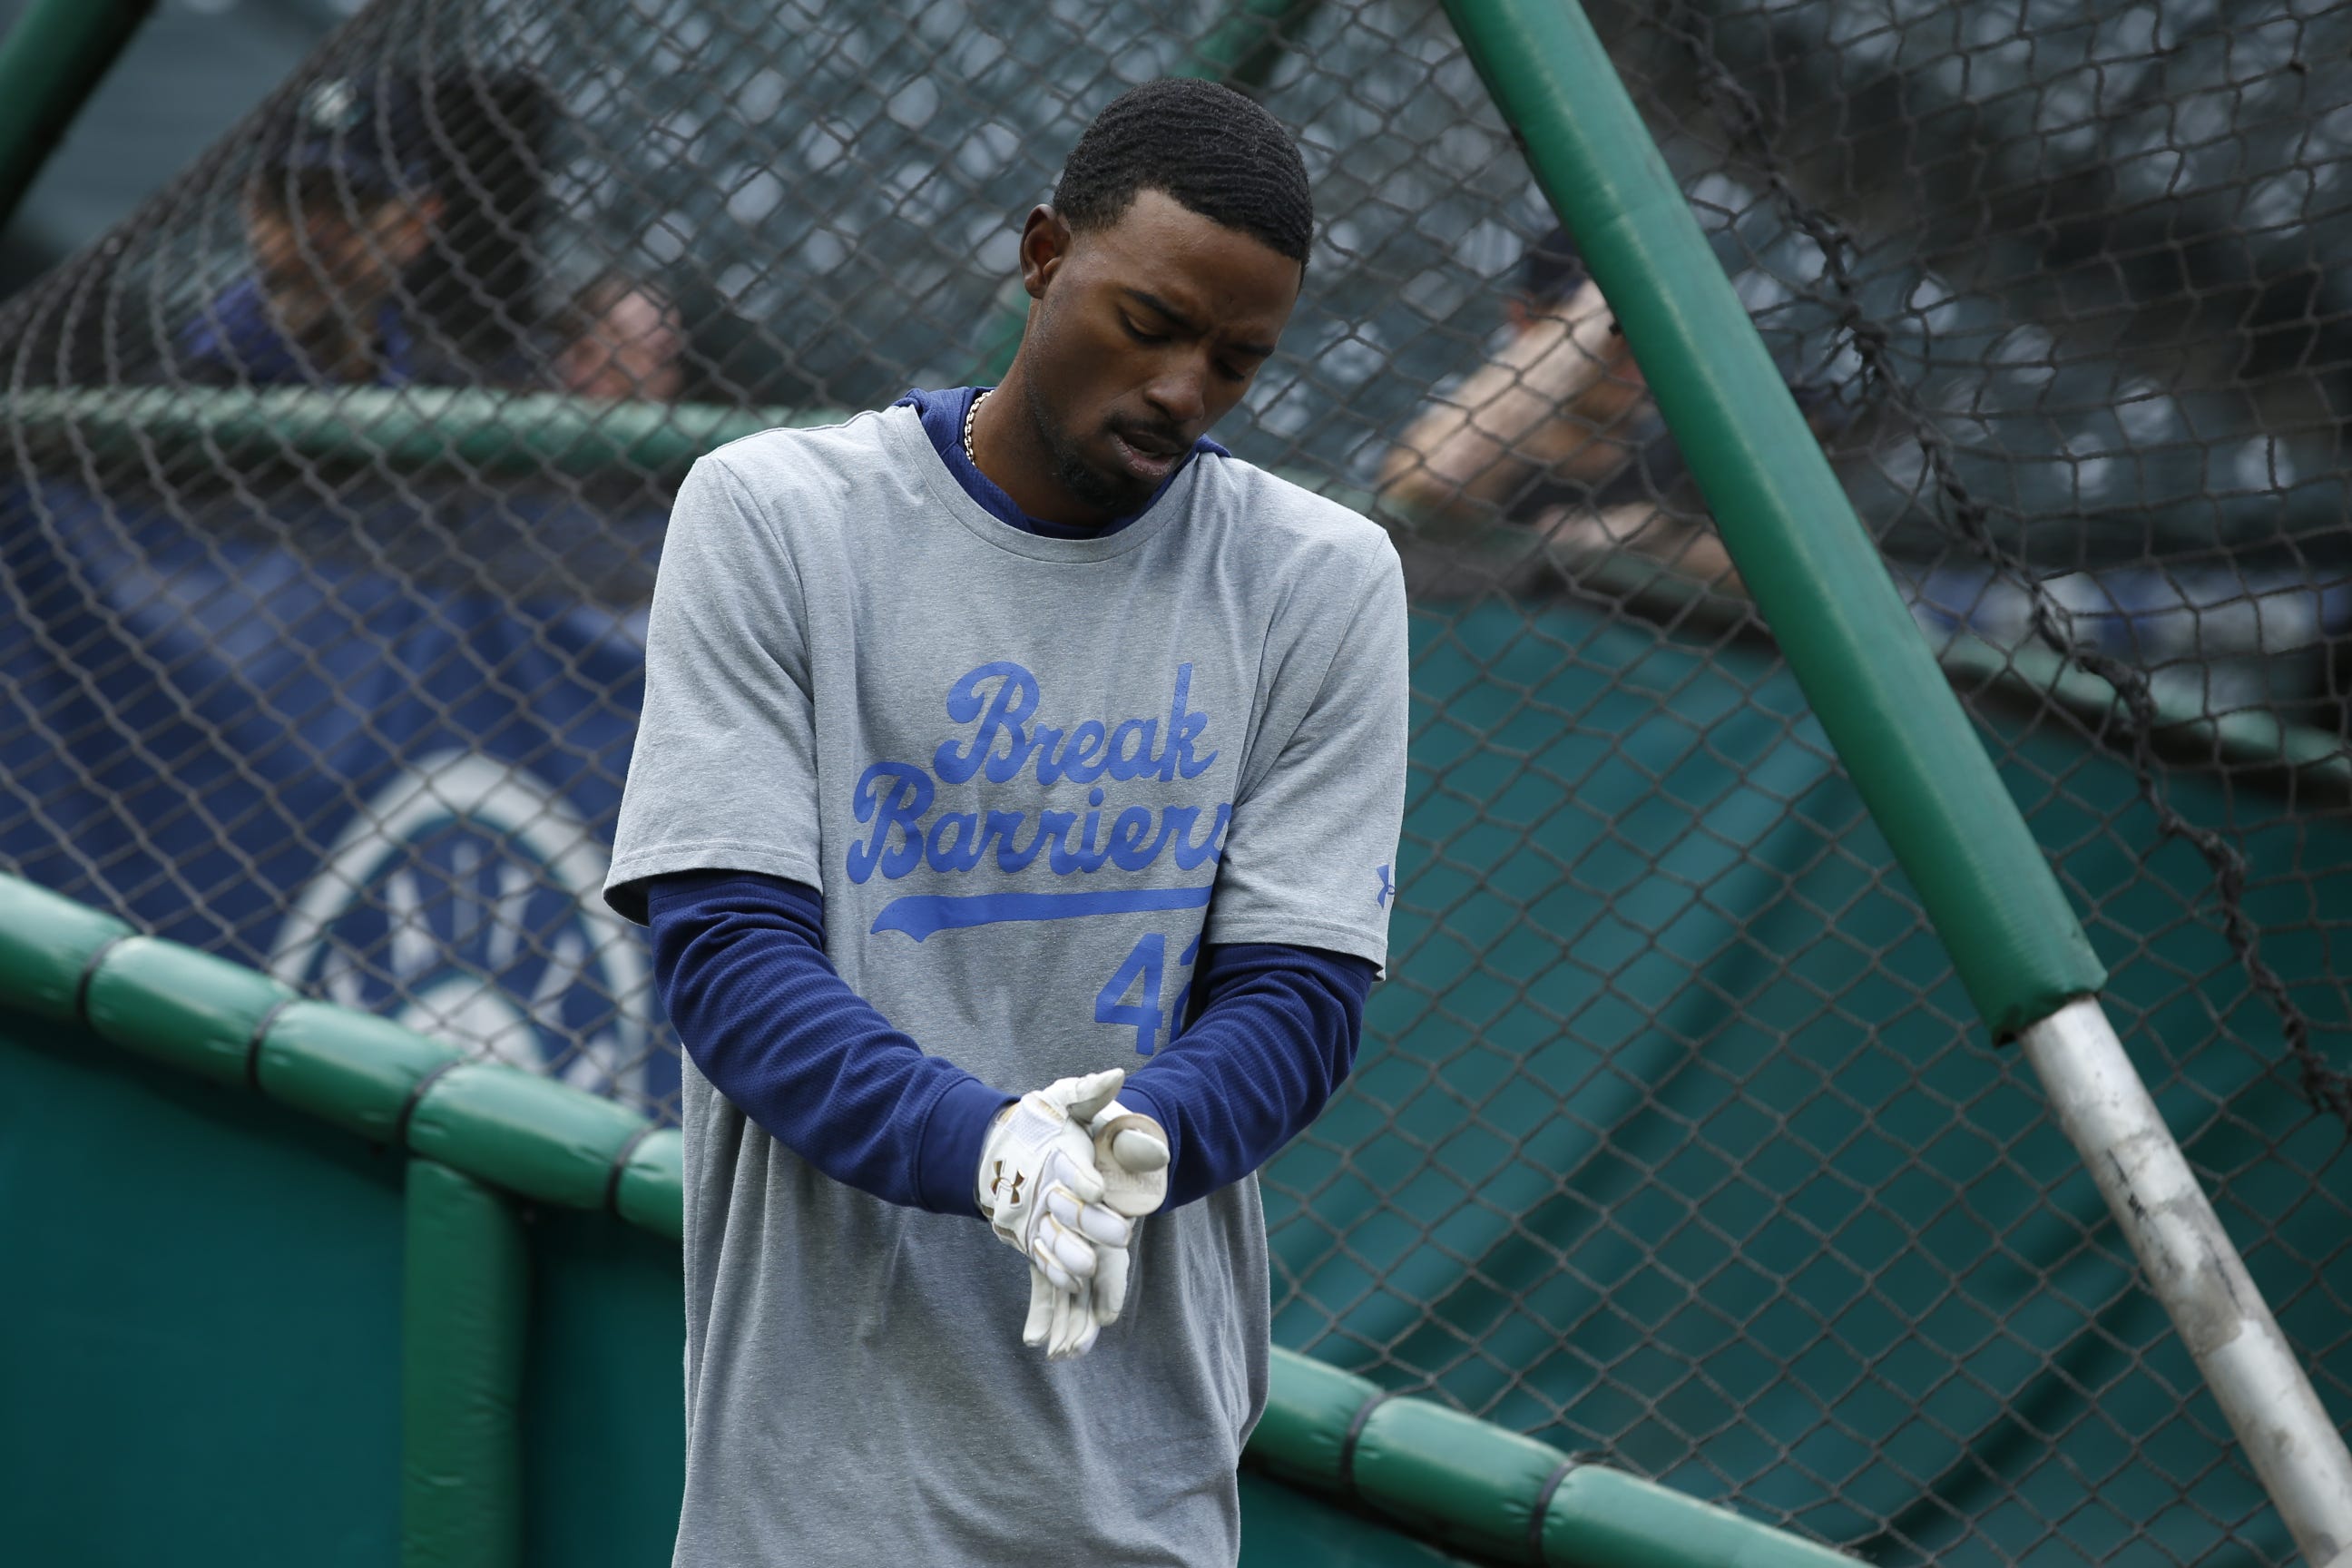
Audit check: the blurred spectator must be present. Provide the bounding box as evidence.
[1380,227,1851,596]
[177,71,549,389]
[179,77,442,387]
[549,273,686,402]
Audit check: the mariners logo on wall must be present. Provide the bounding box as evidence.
[270,751,652,1101]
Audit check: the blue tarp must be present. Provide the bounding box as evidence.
[0,480,673,1107]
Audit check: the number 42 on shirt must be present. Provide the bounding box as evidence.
[1095,932,1201,1054]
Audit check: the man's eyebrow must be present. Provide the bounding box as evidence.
[1124,289,1278,358]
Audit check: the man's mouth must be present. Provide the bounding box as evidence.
[1108,428,1185,481]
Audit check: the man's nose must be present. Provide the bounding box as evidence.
[1142,355,1210,428]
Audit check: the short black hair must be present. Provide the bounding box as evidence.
[1053,78,1312,266]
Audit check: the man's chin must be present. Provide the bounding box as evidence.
[1055,455,1155,520]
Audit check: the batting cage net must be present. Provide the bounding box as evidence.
[3,0,2349,1562]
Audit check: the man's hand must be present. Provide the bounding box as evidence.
[977,1068,1135,1358]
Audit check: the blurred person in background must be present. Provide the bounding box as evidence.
[178,71,548,389]
[1379,226,1853,597]
[548,272,686,402]
[179,77,442,387]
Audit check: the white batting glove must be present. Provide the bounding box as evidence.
[976,1068,1135,1358]
[1083,1097,1170,1330]
[1022,1258,1104,1359]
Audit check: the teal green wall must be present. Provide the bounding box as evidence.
[521,1209,685,1568]
[1269,602,2350,1562]
[0,1022,405,1563]
[0,1017,1461,1567]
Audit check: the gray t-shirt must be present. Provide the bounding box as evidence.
[608,404,1408,1568]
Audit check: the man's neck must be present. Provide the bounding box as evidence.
[966,372,1114,532]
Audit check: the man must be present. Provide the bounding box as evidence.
[603,76,1407,1568]
[180,70,555,385]
[179,77,443,387]
[1380,227,1851,596]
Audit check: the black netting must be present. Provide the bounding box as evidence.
[3,2,2348,1562]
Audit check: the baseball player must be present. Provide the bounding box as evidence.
[605,77,1408,1566]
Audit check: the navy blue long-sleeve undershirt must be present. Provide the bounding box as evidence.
[646,869,1373,1217]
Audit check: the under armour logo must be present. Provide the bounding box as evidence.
[1375,864,1396,908]
[989,1161,1025,1207]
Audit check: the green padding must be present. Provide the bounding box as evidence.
[1543,1467,1850,1568]
[404,1159,525,1568]
[1354,1397,1562,1561]
[1254,1346,1377,1488]
[1440,0,2106,1036]
[0,873,130,1022]
[83,935,292,1086]
[1251,1348,1835,1568]
[406,1063,650,1212]
[612,1127,684,1241]
[0,867,1881,1568]
[7,385,843,477]
[258,999,462,1142]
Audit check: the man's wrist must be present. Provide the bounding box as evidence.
[916,1077,1019,1218]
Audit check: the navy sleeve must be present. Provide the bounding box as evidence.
[646,869,1014,1216]
[1120,944,1376,1210]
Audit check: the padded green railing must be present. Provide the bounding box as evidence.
[0,868,1845,1568]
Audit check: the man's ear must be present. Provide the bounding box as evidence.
[1019,204,1073,302]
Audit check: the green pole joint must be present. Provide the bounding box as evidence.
[403,1159,526,1568]
[1442,0,2106,1035]
[0,0,156,237]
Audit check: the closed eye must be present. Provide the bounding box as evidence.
[1121,316,1170,346]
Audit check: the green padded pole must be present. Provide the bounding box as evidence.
[1440,0,2104,1037]
[403,1159,526,1568]
[0,0,155,236]
[1441,10,2352,1560]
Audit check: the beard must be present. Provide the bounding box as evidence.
[1021,376,1157,520]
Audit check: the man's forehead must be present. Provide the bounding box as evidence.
[1073,189,1302,327]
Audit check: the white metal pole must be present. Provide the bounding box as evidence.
[2018,997,2352,1568]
